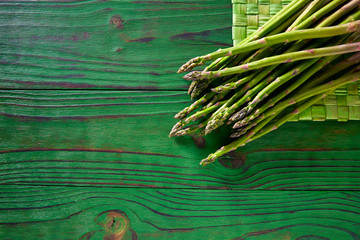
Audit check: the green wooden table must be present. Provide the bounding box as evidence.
[1,1,360,239]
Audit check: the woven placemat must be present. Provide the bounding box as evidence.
[232,0,360,121]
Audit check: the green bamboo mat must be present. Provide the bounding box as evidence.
[232,0,360,121]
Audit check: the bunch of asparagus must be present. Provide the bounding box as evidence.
[170,0,360,166]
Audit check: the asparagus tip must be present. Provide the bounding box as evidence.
[230,109,246,122]
[205,113,225,135]
[169,122,184,137]
[170,129,186,137]
[211,87,222,93]
[178,57,204,73]
[190,89,201,100]
[183,71,203,81]
[232,121,242,129]
[174,108,189,119]
[174,113,184,119]
[230,130,246,138]
[190,80,211,99]
[200,153,217,166]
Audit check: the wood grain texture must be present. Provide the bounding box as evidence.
[0,185,360,240]
[1,90,360,190]
[0,0,231,89]
[2,1,360,239]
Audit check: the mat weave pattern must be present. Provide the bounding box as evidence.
[232,0,360,121]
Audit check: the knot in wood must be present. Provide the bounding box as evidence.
[110,15,125,29]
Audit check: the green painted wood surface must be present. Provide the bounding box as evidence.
[1,0,360,239]
[0,0,231,89]
[1,185,360,240]
[1,90,360,191]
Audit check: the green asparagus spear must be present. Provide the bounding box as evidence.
[298,51,360,93]
[231,51,354,133]
[244,92,331,143]
[200,70,360,166]
[286,0,326,31]
[184,42,360,81]
[170,101,226,137]
[316,0,360,28]
[181,0,312,73]
[180,21,360,72]
[235,69,360,133]
[230,11,360,125]
[294,0,349,30]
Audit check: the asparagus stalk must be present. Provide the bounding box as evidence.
[204,70,284,134]
[237,37,351,120]
[172,0,360,166]
[230,58,319,122]
[286,0,326,31]
[316,0,360,27]
[209,8,352,95]
[187,2,331,98]
[294,0,349,30]
[188,23,299,98]
[238,10,305,66]
[203,61,294,134]
[241,0,311,41]
[200,70,360,166]
[211,9,359,94]
[204,34,359,132]
[184,42,360,81]
[235,69,360,133]
[171,119,210,137]
[200,113,277,166]
[204,86,232,108]
[178,0,312,73]
[189,74,236,99]
[344,9,360,23]
[208,45,287,95]
[244,68,360,141]
[231,52,345,133]
[180,21,360,72]
[232,10,360,123]
[211,70,263,93]
[174,91,216,119]
[170,100,226,137]
[230,10,360,122]
[232,56,335,129]
[189,57,248,99]
[263,69,360,120]
[186,0,356,75]
[246,0,360,65]
[205,79,270,135]
[175,73,243,119]
[243,91,331,143]
[298,51,360,93]
[173,77,247,135]
[185,0,357,97]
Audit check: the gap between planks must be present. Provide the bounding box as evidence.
[0,88,188,92]
[1,183,359,192]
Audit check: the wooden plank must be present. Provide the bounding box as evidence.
[1,90,360,190]
[0,185,359,239]
[0,0,232,89]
